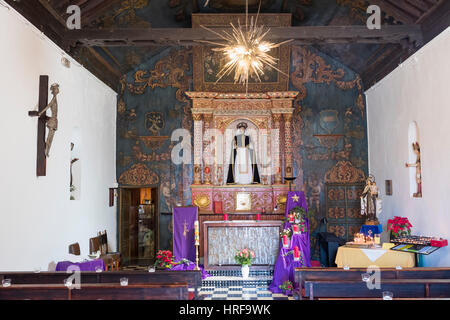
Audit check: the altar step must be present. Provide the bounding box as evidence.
[203,269,274,288]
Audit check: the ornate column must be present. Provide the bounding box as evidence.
[193,113,203,185]
[272,113,283,184]
[283,113,294,181]
[202,113,213,185]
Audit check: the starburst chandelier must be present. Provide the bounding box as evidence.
[198,0,292,91]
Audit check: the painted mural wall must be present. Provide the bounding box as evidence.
[117,45,368,257]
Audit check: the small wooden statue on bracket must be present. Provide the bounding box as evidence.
[405,142,422,198]
[360,175,382,225]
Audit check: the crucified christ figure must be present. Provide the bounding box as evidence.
[38,84,59,158]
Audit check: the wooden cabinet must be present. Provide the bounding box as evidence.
[119,187,159,266]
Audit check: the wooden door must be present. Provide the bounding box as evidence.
[119,188,132,264]
[325,183,365,241]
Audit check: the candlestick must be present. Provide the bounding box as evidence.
[194,245,200,271]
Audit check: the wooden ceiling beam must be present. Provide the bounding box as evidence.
[370,0,417,24]
[386,0,424,19]
[64,25,423,47]
[405,0,432,12]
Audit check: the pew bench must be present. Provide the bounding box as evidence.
[295,267,450,299]
[0,270,202,299]
[304,279,450,300]
[0,283,189,300]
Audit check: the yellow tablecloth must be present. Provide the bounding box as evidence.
[335,246,415,268]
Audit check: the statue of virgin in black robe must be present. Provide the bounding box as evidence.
[226,122,261,184]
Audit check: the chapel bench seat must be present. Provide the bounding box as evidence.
[0,283,189,300]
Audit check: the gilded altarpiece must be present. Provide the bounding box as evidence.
[187,91,298,214]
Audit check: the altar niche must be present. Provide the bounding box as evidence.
[186,91,299,214]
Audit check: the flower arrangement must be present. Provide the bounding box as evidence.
[155,250,176,269]
[234,248,256,266]
[279,280,294,292]
[387,216,413,238]
[286,206,307,225]
[280,228,292,239]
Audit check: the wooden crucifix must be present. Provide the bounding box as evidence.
[28,75,59,176]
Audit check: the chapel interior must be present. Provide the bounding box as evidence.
[0,0,449,302]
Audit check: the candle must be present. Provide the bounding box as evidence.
[256,213,261,221]
[283,235,289,248]
[294,246,300,261]
[289,214,294,223]
[224,214,229,221]
[293,224,299,234]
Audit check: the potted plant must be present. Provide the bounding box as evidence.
[154,250,176,269]
[279,280,294,296]
[387,216,413,240]
[235,248,255,279]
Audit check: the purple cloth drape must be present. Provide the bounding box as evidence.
[269,191,311,295]
[170,261,211,279]
[55,259,105,272]
[173,207,198,262]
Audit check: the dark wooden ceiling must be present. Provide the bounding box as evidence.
[5,0,449,92]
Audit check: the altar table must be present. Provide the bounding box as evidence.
[55,259,105,272]
[202,220,283,268]
[335,246,415,268]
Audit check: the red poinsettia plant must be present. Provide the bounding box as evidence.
[387,216,413,238]
[155,250,176,269]
[279,280,294,292]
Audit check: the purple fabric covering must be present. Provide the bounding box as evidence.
[269,191,311,294]
[170,260,211,279]
[55,259,105,272]
[173,207,198,262]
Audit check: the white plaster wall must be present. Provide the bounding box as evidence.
[366,27,450,267]
[0,4,117,271]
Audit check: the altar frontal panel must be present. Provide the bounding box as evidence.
[204,221,283,266]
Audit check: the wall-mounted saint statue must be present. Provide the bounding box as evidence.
[226,122,261,185]
[360,175,382,225]
[405,142,422,198]
[38,83,59,158]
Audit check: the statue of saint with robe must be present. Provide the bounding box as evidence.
[226,122,261,185]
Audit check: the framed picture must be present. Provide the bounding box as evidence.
[236,192,251,211]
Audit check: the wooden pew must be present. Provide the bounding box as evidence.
[0,270,202,299]
[0,284,68,300]
[70,283,188,300]
[0,283,189,300]
[295,267,450,299]
[304,279,450,299]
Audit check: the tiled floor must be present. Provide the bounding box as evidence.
[200,286,294,300]
[122,266,294,300]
